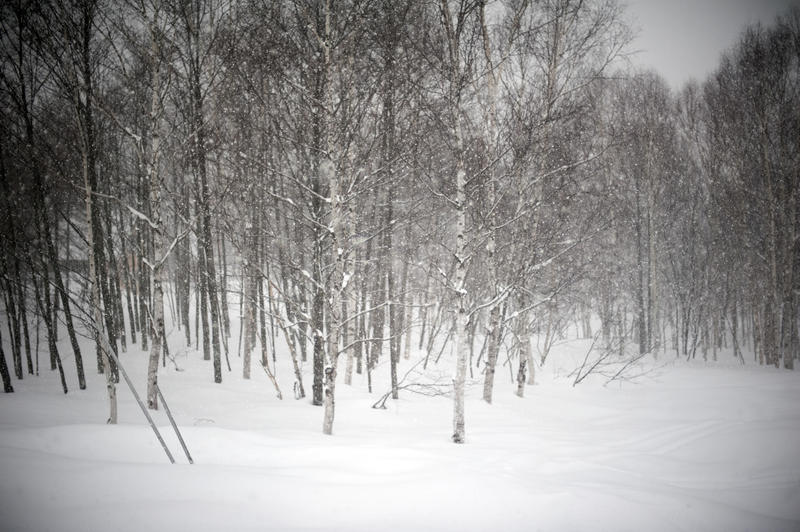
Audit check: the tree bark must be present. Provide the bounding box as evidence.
[145,8,165,410]
[0,328,14,393]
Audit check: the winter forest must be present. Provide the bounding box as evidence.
[1,0,799,530]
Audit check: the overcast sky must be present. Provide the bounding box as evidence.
[624,0,797,89]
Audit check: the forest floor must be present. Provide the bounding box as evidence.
[1,320,799,531]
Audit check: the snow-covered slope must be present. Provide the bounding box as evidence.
[1,329,799,531]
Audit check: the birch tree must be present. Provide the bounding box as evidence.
[434,0,481,444]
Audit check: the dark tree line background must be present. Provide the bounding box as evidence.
[0,0,797,436]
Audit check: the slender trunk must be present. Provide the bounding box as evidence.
[647,191,656,351]
[242,221,257,379]
[389,267,399,400]
[344,294,355,385]
[731,301,743,363]
[137,205,150,353]
[451,132,469,444]
[257,264,281,399]
[179,197,191,347]
[34,168,86,389]
[782,184,796,369]
[369,273,386,371]
[194,263,200,349]
[203,166,222,385]
[95,213,119,380]
[418,272,430,350]
[0,328,13,393]
[311,249,325,405]
[117,211,137,346]
[634,203,648,355]
[31,253,67,394]
[310,53,326,405]
[355,267,367,375]
[20,282,33,375]
[102,202,126,353]
[401,264,413,361]
[218,230,230,339]
[4,284,22,380]
[482,303,501,403]
[478,0,519,404]
[147,264,165,409]
[516,332,529,398]
[268,278,305,399]
[83,143,117,423]
[185,10,221,380]
[322,153,344,430]
[199,248,210,360]
[145,10,164,409]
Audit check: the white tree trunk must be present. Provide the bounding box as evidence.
[452,161,469,443]
[145,11,164,411]
[147,262,165,410]
[479,3,501,403]
[322,161,344,435]
[438,0,473,444]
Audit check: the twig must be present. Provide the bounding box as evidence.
[572,331,602,386]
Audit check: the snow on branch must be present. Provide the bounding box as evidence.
[126,204,159,230]
[141,228,192,271]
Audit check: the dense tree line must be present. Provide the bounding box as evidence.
[0,0,797,441]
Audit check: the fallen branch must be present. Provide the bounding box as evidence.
[571,331,602,386]
[372,382,451,409]
[570,333,657,387]
[372,357,450,409]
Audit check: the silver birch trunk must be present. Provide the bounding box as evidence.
[439,0,473,444]
[480,2,500,405]
[322,163,344,435]
[320,2,345,435]
[452,159,469,443]
[451,107,469,440]
[145,12,164,410]
[322,139,355,432]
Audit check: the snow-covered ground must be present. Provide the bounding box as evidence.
[1,323,799,531]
